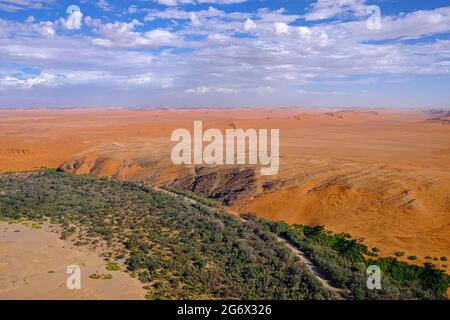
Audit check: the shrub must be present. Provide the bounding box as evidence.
[105,262,121,271]
[89,273,100,280]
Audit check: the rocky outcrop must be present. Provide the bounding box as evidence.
[58,143,259,205]
[168,166,258,205]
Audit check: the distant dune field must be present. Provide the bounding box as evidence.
[0,108,449,269]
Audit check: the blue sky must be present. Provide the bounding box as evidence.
[0,0,449,108]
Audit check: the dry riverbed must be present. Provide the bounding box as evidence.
[0,221,145,300]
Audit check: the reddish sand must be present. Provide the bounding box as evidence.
[0,108,449,269]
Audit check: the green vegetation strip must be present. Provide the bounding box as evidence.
[0,171,332,300]
[257,218,450,299]
[1,170,448,300]
[163,186,223,208]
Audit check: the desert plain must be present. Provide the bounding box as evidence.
[0,107,449,294]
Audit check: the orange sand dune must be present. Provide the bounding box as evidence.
[0,108,449,268]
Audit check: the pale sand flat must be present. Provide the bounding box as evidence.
[0,222,145,300]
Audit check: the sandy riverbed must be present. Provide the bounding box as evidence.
[0,222,145,300]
